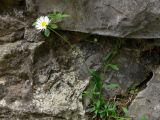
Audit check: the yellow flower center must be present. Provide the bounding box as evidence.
[41,21,47,27]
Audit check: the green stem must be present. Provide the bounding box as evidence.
[48,26,73,48]
[111,116,131,120]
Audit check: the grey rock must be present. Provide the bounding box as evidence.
[129,67,160,120]
[104,49,150,96]
[38,75,48,84]
[0,16,89,119]
[0,10,159,120]
[0,16,25,44]
[24,28,43,42]
[35,0,160,38]
[75,41,151,97]
[26,0,36,13]
[0,20,154,119]
[0,41,23,61]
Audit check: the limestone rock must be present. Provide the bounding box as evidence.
[129,67,160,120]
[104,49,150,96]
[35,0,160,38]
[0,9,159,120]
[0,40,89,120]
[0,16,25,44]
[0,15,89,120]
[75,41,151,97]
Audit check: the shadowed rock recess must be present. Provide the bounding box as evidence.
[0,0,160,120]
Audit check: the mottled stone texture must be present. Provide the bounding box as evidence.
[0,15,89,120]
[129,67,160,120]
[35,0,160,38]
[1,0,160,120]
[0,14,154,119]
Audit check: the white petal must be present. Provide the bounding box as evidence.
[45,16,50,24]
[35,24,42,30]
[35,27,42,30]
[36,19,42,24]
[36,22,41,26]
[39,16,45,22]
[35,20,42,27]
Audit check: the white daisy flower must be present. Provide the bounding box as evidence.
[35,16,50,31]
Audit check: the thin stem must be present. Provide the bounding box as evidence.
[111,116,131,120]
[48,26,73,48]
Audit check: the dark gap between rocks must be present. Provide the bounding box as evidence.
[0,0,26,14]
[136,71,153,89]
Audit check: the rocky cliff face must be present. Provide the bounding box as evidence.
[0,0,160,120]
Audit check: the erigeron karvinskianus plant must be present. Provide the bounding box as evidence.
[33,12,71,45]
[34,16,51,33]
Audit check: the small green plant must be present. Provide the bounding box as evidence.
[33,12,69,37]
[105,83,120,90]
[83,44,132,120]
[84,70,131,120]
[33,12,71,46]
[84,69,118,119]
[128,85,139,94]
[140,115,148,120]
[84,69,131,120]
[106,64,119,71]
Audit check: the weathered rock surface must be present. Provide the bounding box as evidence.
[0,15,153,119]
[0,16,25,43]
[0,15,90,120]
[129,67,160,120]
[104,49,151,96]
[35,0,160,38]
[1,1,160,119]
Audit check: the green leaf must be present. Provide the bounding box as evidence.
[104,51,113,62]
[104,49,118,62]
[89,69,102,91]
[48,12,70,22]
[122,107,129,116]
[129,90,135,94]
[58,12,69,18]
[106,64,119,71]
[49,24,58,30]
[96,100,101,107]
[32,22,36,27]
[93,92,100,95]
[86,107,95,113]
[140,115,148,120]
[82,91,88,96]
[105,83,120,90]
[44,29,50,37]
